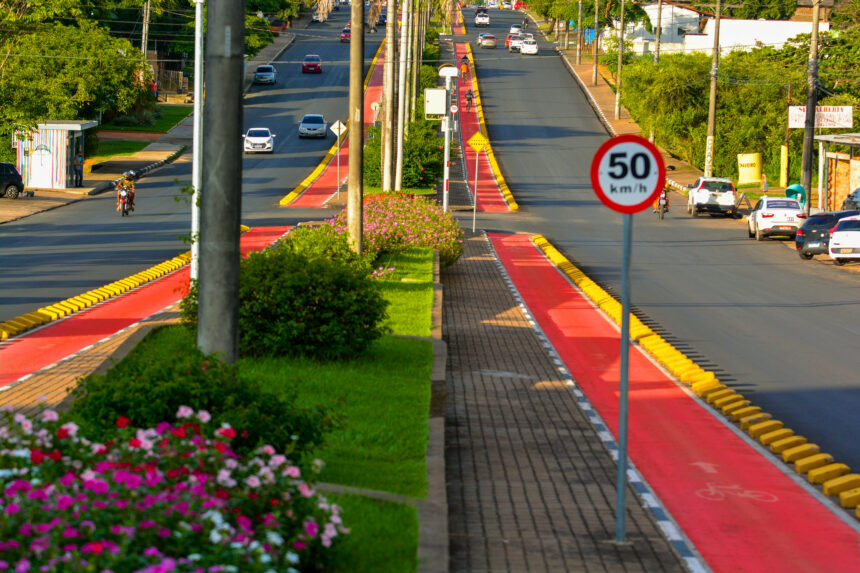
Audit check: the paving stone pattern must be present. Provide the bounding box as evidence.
[442,234,686,573]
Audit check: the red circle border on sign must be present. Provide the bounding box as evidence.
[589,134,667,214]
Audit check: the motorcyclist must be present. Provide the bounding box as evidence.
[116,171,136,212]
[522,18,528,30]
[653,185,669,213]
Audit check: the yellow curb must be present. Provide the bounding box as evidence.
[56,300,80,313]
[706,388,735,405]
[698,384,728,400]
[38,307,64,320]
[729,406,762,422]
[721,400,750,415]
[795,453,833,475]
[770,435,807,453]
[691,379,722,396]
[748,419,784,438]
[713,393,744,410]
[823,474,860,497]
[842,488,860,508]
[782,443,820,463]
[808,463,850,485]
[759,428,793,446]
[740,412,772,430]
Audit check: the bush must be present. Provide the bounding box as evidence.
[66,326,335,458]
[0,407,348,571]
[402,119,443,188]
[328,193,464,266]
[285,224,373,276]
[363,125,383,186]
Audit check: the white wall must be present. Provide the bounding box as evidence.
[684,18,830,54]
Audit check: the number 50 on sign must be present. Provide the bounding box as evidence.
[590,135,666,214]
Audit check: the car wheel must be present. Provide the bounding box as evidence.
[799,251,813,260]
[692,207,698,218]
[748,224,754,238]
[834,258,846,266]
[755,225,763,241]
[5,184,19,199]
[687,202,692,214]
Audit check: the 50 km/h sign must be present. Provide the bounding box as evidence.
[590,134,666,214]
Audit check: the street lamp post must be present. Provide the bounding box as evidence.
[191,0,204,280]
[439,64,458,212]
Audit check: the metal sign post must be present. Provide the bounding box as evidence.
[467,131,489,232]
[330,120,347,198]
[589,134,665,543]
[438,64,459,212]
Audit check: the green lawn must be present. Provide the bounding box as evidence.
[85,140,150,172]
[100,104,193,133]
[376,248,435,337]
[364,185,436,196]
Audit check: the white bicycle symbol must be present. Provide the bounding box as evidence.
[695,483,778,503]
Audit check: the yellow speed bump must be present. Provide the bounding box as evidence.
[808,463,850,485]
[730,406,762,423]
[759,428,793,446]
[740,412,772,430]
[840,488,860,508]
[823,474,860,497]
[693,380,724,398]
[705,388,735,404]
[38,307,63,320]
[713,393,744,410]
[782,443,820,463]
[770,435,807,454]
[748,419,784,438]
[795,453,833,475]
[722,400,750,415]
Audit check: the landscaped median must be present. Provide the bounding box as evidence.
[465,43,519,211]
[531,233,860,522]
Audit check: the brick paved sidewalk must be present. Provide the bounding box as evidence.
[442,234,687,573]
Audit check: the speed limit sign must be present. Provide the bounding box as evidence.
[590,134,666,214]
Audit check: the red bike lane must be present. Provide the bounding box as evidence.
[0,227,291,388]
[489,232,860,573]
[454,42,509,213]
[286,45,387,208]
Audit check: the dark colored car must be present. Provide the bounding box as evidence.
[0,162,24,198]
[841,189,860,211]
[301,54,322,73]
[795,210,860,259]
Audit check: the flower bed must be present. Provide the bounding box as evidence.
[0,407,348,572]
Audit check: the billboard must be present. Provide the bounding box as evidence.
[789,106,853,129]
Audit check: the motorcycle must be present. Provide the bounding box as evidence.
[656,189,669,220]
[118,189,130,217]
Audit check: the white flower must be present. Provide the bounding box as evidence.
[265,532,284,546]
[286,552,300,564]
[187,554,201,562]
[202,510,224,526]
[209,530,222,544]
[230,542,243,550]
[60,422,78,437]
[259,554,272,564]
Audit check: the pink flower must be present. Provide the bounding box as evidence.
[298,483,314,498]
[81,541,104,555]
[58,472,76,487]
[175,406,194,419]
[285,466,301,478]
[304,521,319,537]
[245,476,260,488]
[5,503,20,515]
[196,410,211,423]
[40,410,58,422]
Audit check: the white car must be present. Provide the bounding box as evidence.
[520,39,538,54]
[828,215,860,265]
[509,24,523,34]
[687,177,737,217]
[501,0,511,8]
[242,127,275,154]
[475,12,490,26]
[298,113,328,138]
[747,196,806,241]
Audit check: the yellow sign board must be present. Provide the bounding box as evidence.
[468,132,489,152]
[737,153,762,186]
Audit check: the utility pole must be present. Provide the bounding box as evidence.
[141,0,151,58]
[703,0,721,178]
[404,0,414,136]
[563,0,570,50]
[394,0,411,191]
[348,0,365,251]
[576,0,582,65]
[382,0,397,190]
[654,0,662,63]
[614,0,625,120]
[410,0,421,121]
[800,0,821,213]
[592,0,599,86]
[190,0,204,280]
[198,0,244,363]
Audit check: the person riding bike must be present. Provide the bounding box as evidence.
[465,89,474,110]
[653,185,670,213]
[116,171,136,212]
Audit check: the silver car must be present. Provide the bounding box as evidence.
[253,65,277,85]
[298,114,328,138]
[478,33,497,48]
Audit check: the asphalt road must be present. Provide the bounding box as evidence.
[0,14,381,323]
[465,11,860,471]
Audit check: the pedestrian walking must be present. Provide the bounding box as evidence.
[72,151,84,188]
[151,80,158,101]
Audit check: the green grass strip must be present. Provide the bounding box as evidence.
[377,248,435,338]
[100,104,193,133]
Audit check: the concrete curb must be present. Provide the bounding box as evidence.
[86,145,189,196]
[531,234,860,523]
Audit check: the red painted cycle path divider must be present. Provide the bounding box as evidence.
[286,45,387,208]
[489,232,860,573]
[454,42,509,213]
[0,227,291,388]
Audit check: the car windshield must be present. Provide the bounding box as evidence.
[767,200,799,209]
[302,115,324,124]
[304,56,321,63]
[836,220,860,231]
[256,66,274,73]
[701,180,733,192]
[803,214,837,228]
[247,129,270,138]
[484,34,495,39]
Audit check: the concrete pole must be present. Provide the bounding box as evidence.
[442,75,451,211]
[704,0,721,178]
[592,0,599,86]
[191,0,204,281]
[198,0,245,363]
[404,0,414,136]
[382,0,397,191]
[563,0,570,50]
[614,0,625,120]
[800,0,821,213]
[348,0,365,251]
[394,0,411,191]
[141,0,151,58]
[410,0,421,121]
[654,0,662,63]
[576,0,582,65]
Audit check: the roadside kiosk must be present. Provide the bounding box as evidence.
[15,120,99,190]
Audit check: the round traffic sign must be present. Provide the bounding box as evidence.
[590,135,666,214]
[450,104,459,115]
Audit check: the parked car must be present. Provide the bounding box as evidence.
[841,189,860,210]
[311,12,325,22]
[508,34,525,52]
[795,210,860,259]
[478,33,497,48]
[298,114,328,138]
[520,38,538,54]
[302,54,322,73]
[475,11,490,26]
[242,127,275,154]
[252,65,277,85]
[501,1,511,8]
[514,2,527,8]
[747,196,806,241]
[0,162,24,198]
[829,215,860,265]
[686,177,737,217]
[340,28,351,42]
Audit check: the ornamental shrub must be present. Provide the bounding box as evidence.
[284,224,373,276]
[0,406,348,572]
[328,193,465,267]
[66,326,335,458]
[363,125,383,187]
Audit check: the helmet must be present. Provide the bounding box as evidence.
[123,170,135,180]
